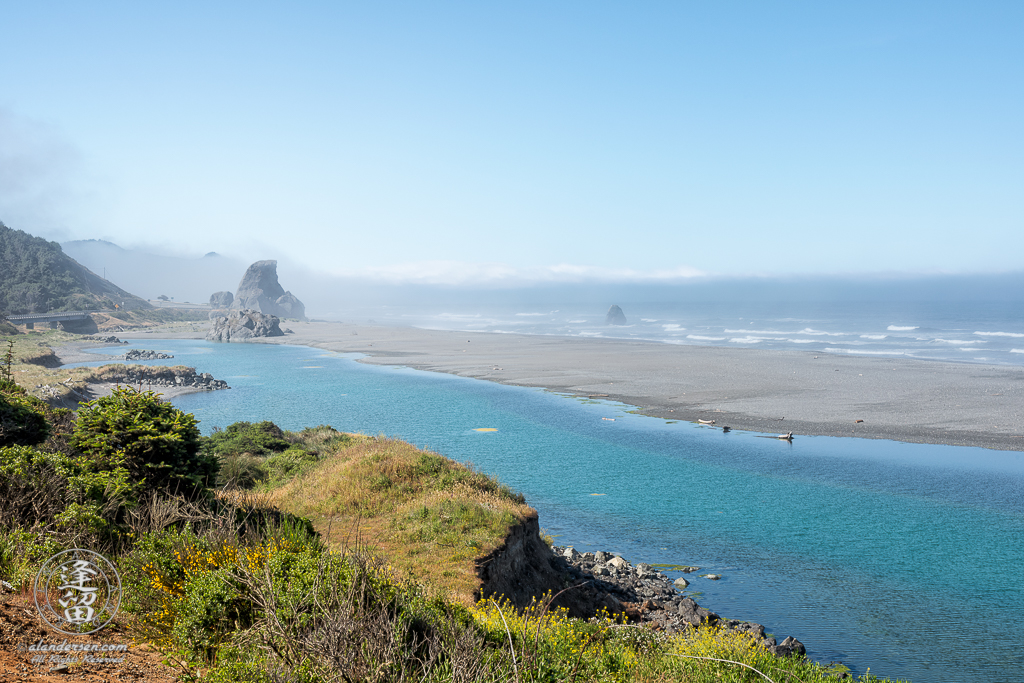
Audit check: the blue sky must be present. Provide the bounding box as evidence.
[1,2,1021,283]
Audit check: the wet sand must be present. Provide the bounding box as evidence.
[115,321,1024,451]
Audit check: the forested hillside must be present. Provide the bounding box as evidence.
[0,221,150,315]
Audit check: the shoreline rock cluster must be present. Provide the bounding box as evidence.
[81,335,128,345]
[98,366,229,392]
[551,545,806,658]
[119,349,173,360]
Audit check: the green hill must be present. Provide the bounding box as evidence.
[0,221,151,316]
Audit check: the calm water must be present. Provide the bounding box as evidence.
[80,339,1024,682]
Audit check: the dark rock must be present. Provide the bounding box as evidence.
[96,365,229,392]
[606,304,627,325]
[207,309,284,342]
[231,260,306,320]
[122,349,173,360]
[775,636,807,658]
[551,544,808,659]
[209,290,234,308]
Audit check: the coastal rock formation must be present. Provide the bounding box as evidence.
[120,349,173,360]
[606,305,627,325]
[207,309,284,342]
[94,366,228,392]
[81,335,128,345]
[476,521,807,659]
[549,546,806,657]
[230,260,305,320]
[209,291,233,308]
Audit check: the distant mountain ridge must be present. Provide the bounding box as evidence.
[0,222,150,316]
[63,239,246,303]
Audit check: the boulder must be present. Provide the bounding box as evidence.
[207,309,284,342]
[231,260,306,320]
[606,305,627,325]
[775,636,806,658]
[209,291,234,308]
[673,577,689,589]
[607,556,629,570]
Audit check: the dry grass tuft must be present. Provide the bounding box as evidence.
[269,436,533,605]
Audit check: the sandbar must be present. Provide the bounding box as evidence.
[116,321,1024,451]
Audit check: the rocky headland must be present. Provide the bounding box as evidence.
[476,514,806,661]
[548,545,806,658]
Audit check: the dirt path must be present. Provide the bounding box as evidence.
[0,593,180,682]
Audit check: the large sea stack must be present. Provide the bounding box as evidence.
[606,305,627,326]
[230,260,306,320]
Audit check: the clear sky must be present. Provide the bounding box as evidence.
[1,2,1021,284]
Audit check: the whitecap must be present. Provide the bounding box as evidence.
[729,336,764,344]
[824,348,909,356]
[975,331,1024,338]
[662,324,685,331]
[860,334,887,340]
[933,339,984,345]
[724,328,787,335]
[641,318,658,322]
[800,328,845,336]
[686,335,727,341]
[887,325,918,331]
[567,320,586,324]
[1011,349,1024,354]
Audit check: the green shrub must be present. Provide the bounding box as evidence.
[0,444,133,539]
[0,379,49,447]
[202,421,291,459]
[173,568,253,664]
[72,387,216,498]
[264,446,317,485]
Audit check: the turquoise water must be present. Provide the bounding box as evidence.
[81,340,1024,682]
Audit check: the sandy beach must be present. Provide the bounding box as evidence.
[110,320,1024,452]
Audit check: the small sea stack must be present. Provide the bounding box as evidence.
[606,304,627,325]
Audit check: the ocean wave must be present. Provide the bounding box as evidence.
[567,320,586,324]
[799,328,846,336]
[1012,349,1024,354]
[824,348,909,356]
[789,339,816,344]
[662,324,684,331]
[975,331,1024,338]
[686,335,726,341]
[887,325,918,331]
[641,318,658,322]
[515,312,555,317]
[860,334,888,340]
[933,339,984,345]
[724,329,787,335]
[729,336,764,344]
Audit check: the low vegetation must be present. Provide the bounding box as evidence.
[0,365,901,681]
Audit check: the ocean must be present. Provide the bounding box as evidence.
[76,335,1024,683]
[347,297,1024,367]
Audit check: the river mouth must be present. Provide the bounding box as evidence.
[71,338,1024,682]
